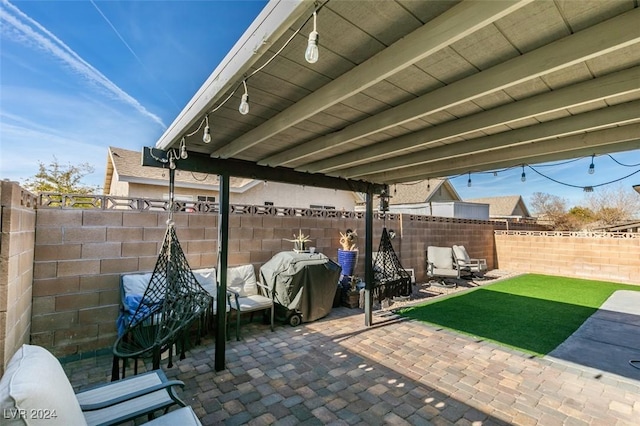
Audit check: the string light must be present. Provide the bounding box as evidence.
[305,11,319,63]
[520,165,526,182]
[179,137,188,159]
[588,154,595,174]
[493,171,498,177]
[202,115,211,143]
[467,172,472,187]
[583,186,594,192]
[239,80,250,115]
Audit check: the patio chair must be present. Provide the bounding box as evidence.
[426,246,458,288]
[452,245,487,278]
[0,344,202,426]
[227,264,275,341]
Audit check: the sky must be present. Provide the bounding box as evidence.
[1,0,639,209]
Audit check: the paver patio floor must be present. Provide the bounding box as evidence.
[63,304,640,425]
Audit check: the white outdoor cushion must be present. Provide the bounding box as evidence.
[144,407,202,425]
[235,294,273,311]
[428,246,454,270]
[227,265,258,297]
[192,267,217,297]
[452,245,471,264]
[0,344,87,426]
[122,272,152,297]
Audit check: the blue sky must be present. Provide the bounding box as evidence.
[1,0,638,209]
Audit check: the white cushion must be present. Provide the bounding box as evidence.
[428,246,453,270]
[235,294,272,312]
[227,265,258,297]
[192,267,217,298]
[0,344,87,426]
[122,272,152,298]
[452,245,471,264]
[145,407,202,425]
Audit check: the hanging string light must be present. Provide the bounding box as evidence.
[583,186,594,192]
[239,80,250,115]
[202,115,211,144]
[467,172,472,187]
[588,154,595,174]
[305,10,319,63]
[520,165,526,182]
[179,137,188,159]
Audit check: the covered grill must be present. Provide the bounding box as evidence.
[260,251,341,326]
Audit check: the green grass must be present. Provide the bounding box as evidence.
[398,274,640,356]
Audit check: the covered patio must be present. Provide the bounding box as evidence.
[147,0,640,372]
[63,289,640,425]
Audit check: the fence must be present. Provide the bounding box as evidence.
[2,185,638,369]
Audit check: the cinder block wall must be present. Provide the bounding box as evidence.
[0,181,36,375]
[495,231,640,285]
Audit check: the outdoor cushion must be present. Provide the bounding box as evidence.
[121,272,153,310]
[193,267,216,297]
[0,344,87,426]
[227,265,258,297]
[452,245,471,264]
[428,246,454,270]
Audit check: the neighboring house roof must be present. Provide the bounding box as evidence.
[390,179,461,204]
[466,195,532,218]
[104,147,257,194]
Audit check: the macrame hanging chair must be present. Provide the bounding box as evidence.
[112,166,212,379]
[372,227,412,302]
[370,192,412,302]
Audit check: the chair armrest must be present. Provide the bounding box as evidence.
[227,288,240,309]
[79,380,186,411]
[256,281,272,298]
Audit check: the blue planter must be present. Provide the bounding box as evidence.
[337,249,358,286]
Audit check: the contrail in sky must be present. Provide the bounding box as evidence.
[89,0,180,110]
[0,0,166,129]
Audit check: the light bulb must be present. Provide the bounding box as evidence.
[305,30,319,63]
[179,139,188,159]
[203,125,211,143]
[467,178,472,187]
[521,172,526,182]
[239,93,249,115]
[588,162,595,174]
[169,157,176,170]
[493,171,498,177]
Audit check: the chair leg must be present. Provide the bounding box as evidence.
[270,306,274,332]
[236,310,241,341]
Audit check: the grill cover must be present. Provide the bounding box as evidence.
[260,251,341,322]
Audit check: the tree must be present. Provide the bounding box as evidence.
[22,157,99,195]
[530,192,568,228]
[585,184,640,225]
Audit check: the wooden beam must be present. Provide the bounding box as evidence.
[362,124,640,183]
[141,147,386,193]
[301,66,640,174]
[261,8,640,167]
[342,101,640,179]
[212,0,533,159]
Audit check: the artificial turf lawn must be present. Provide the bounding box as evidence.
[397,274,640,356]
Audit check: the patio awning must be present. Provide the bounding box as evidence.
[154,0,640,186]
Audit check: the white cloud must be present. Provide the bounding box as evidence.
[0,0,166,128]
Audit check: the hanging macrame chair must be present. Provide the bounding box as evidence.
[112,165,212,379]
[372,227,412,301]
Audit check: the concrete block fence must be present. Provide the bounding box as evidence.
[2,182,638,370]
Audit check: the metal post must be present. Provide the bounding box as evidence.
[215,172,230,371]
[364,188,374,326]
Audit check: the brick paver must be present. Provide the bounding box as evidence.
[63,307,640,425]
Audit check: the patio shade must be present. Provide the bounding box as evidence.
[154,0,640,187]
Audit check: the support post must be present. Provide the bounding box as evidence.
[215,172,230,371]
[364,188,374,326]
